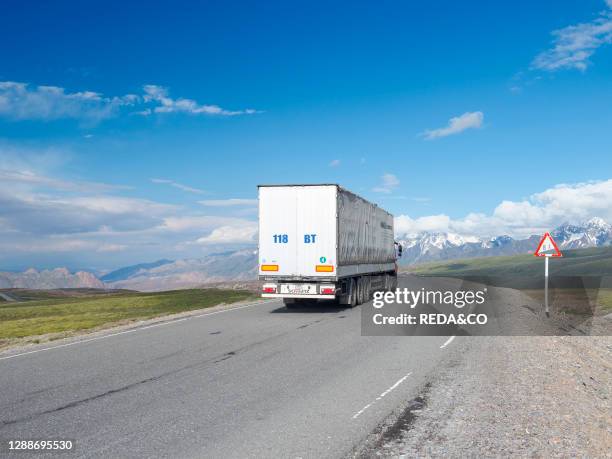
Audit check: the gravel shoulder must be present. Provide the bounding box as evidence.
[359,335,611,457]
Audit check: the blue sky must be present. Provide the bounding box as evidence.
[1,0,612,271]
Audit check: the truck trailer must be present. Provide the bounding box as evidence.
[258,184,399,307]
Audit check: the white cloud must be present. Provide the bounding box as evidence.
[395,179,612,239]
[373,174,400,193]
[395,214,451,235]
[0,142,69,173]
[142,85,259,116]
[96,243,127,253]
[159,216,253,232]
[422,111,484,140]
[0,81,137,121]
[0,169,129,192]
[329,159,341,167]
[196,224,258,244]
[0,150,262,268]
[0,238,127,254]
[198,198,258,207]
[150,178,205,194]
[532,3,612,71]
[64,195,175,216]
[0,81,260,122]
[0,238,94,253]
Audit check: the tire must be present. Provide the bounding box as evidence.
[357,277,365,305]
[389,274,398,290]
[347,278,357,308]
[283,298,299,309]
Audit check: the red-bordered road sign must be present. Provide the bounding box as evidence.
[534,232,563,257]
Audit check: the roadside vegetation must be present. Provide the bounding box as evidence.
[405,247,612,315]
[404,246,612,278]
[520,288,612,315]
[0,288,257,348]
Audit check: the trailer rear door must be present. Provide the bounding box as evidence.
[259,185,337,278]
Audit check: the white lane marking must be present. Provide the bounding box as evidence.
[352,403,372,419]
[379,372,412,398]
[0,300,274,362]
[440,335,456,349]
[352,372,412,419]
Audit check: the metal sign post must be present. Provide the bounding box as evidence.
[534,232,562,317]
[544,255,549,315]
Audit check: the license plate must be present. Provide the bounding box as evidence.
[280,284,317,295]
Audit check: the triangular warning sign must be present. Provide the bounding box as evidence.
[534,232,562,257]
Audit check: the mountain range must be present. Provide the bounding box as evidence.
[397,217,612,265]
[101,249,258,291]
[1,219,610,291]
[0,267,104,290]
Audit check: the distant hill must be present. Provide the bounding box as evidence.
[406,246,612,289]
[100,259,173,282]
[105,249,258,291]
[0,251,258,292]
[0,268,104,290]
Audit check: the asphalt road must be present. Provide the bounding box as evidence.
[0,275,466,458]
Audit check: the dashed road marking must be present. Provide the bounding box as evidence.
[440,335,456,349]
[352,403,373,419]
[352,371,412,419]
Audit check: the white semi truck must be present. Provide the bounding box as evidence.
[258,184,400,307]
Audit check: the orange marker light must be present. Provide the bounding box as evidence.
[315,265,334,272]
[261,264,279,271]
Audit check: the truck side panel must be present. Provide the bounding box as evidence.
[337,188,395,266]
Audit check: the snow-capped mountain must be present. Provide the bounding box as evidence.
[398,218,612,265]
[552,217,612,250]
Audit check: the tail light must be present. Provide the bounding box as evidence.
[320,287,335,295]
[262,285,277,293]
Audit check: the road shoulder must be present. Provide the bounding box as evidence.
[354,336,611,457]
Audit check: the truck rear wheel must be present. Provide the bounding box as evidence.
[283,298,299,309]
[357,277,366,305]
[348,278,357,308]
[389,274,398,290]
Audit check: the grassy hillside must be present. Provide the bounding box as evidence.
[0,288,257,346]
[406,246,612,278]
[0,288,134,301]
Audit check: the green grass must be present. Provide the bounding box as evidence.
[0,288,133,301]
[0,288,256,342]
[406,246,612,278]
[521,288,612,313]
[596,289,612,311]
